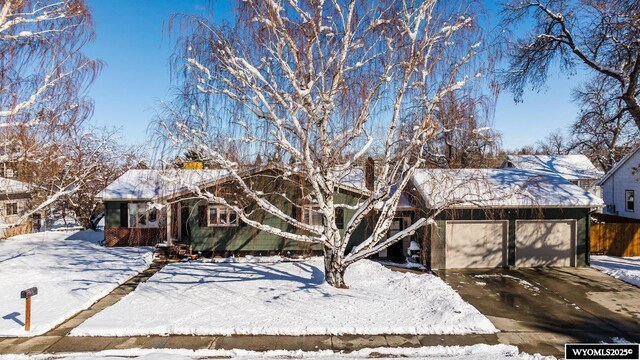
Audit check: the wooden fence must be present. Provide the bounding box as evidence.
[591,223,640,257]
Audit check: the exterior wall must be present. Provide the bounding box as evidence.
[0,197,29,225]
[104,201,167,247]
[104,227,161,247]
[601,149,640,219]
[103,189,369,253]
[428,208,591,270]
[186,190,368,254]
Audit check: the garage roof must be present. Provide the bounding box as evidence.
[413,168,603,209]
[502,155,603,181]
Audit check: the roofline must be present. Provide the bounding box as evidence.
[101,164,371,202]
[441,204,604,210]
[597,145,640,185]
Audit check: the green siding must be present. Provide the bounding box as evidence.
[104,190,370,254]
[186,190,369,253]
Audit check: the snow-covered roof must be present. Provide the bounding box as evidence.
[101,167,371,202]
[332,167,369,194]
[597,145,640,186]
[0,177,31,195]
[412,168,603,209]
[99,169,229,201]
[502,155,603,181]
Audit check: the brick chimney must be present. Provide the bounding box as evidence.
[365,157,375,191]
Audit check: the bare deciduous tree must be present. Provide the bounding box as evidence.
[0,0,101,227]
[571,76,639,171]
[535,129,572,156]
[501,0,640,129]
[160,0,490,288]
[10,127,142,230]
[422,91,502,168]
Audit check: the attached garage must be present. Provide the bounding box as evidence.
[515,220,575,267]
[411,168,604,270]
[446,221,507,268]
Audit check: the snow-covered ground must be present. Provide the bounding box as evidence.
[591,255,640,287]
[0,345,556,360]
[72,258,497,336]
[0,231,152,336]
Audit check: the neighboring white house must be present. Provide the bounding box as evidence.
[0,177,32,238]
[500,154,604,197]
[597,146,640,219]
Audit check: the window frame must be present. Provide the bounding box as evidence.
[301,205,323,227]
[626,190,635,212]
[208,205,238,227]
[5,202,18,216]
[128,203,160,228]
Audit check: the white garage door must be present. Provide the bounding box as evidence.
[516,220,575,267]
[446,221,507,268]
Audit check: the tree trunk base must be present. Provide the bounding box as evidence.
[324,248,348,289]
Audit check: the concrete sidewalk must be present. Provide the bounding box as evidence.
[2,332,571,357]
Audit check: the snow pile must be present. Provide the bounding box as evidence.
[0,344,557,359]
[591,256,640,287]
[0,231,152,336]
[72,259,497,336]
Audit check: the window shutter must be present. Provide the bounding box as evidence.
[119,203,128,227]
[335,208,344,229]
[198,205,207,227]
[291,202,298,222]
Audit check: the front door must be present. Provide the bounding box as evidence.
[380,217,412,259]
[180,205,191,242]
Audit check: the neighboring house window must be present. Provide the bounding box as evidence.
[5,202,18,216]
[128,203,159,228]
[301,205,323,226]
[5,168,14,178]
[335,208,344,229]
[208,205,238,227]
[626,190,635,212]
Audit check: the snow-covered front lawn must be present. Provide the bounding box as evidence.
[72,258,497,336]
[0,231,152,336]
[591,255,640,287]
[0,345,556,360]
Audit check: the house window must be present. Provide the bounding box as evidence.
[335,208,344,229]
[301,206,323,226]
[626,190,635,212]
[5,202,18,216]
[208,205,238,227]
[128,203,159,228]
[4,168,14,178]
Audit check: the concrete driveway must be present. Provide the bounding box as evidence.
[437,266,640,355]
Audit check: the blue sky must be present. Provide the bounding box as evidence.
[84,0,583,151]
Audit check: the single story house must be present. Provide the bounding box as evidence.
[99,167,374,254]
[410,168,603,269]
[100,165,604,269]
[0,177,32,238]
[500,154,604,197]
[597,145,640,219]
